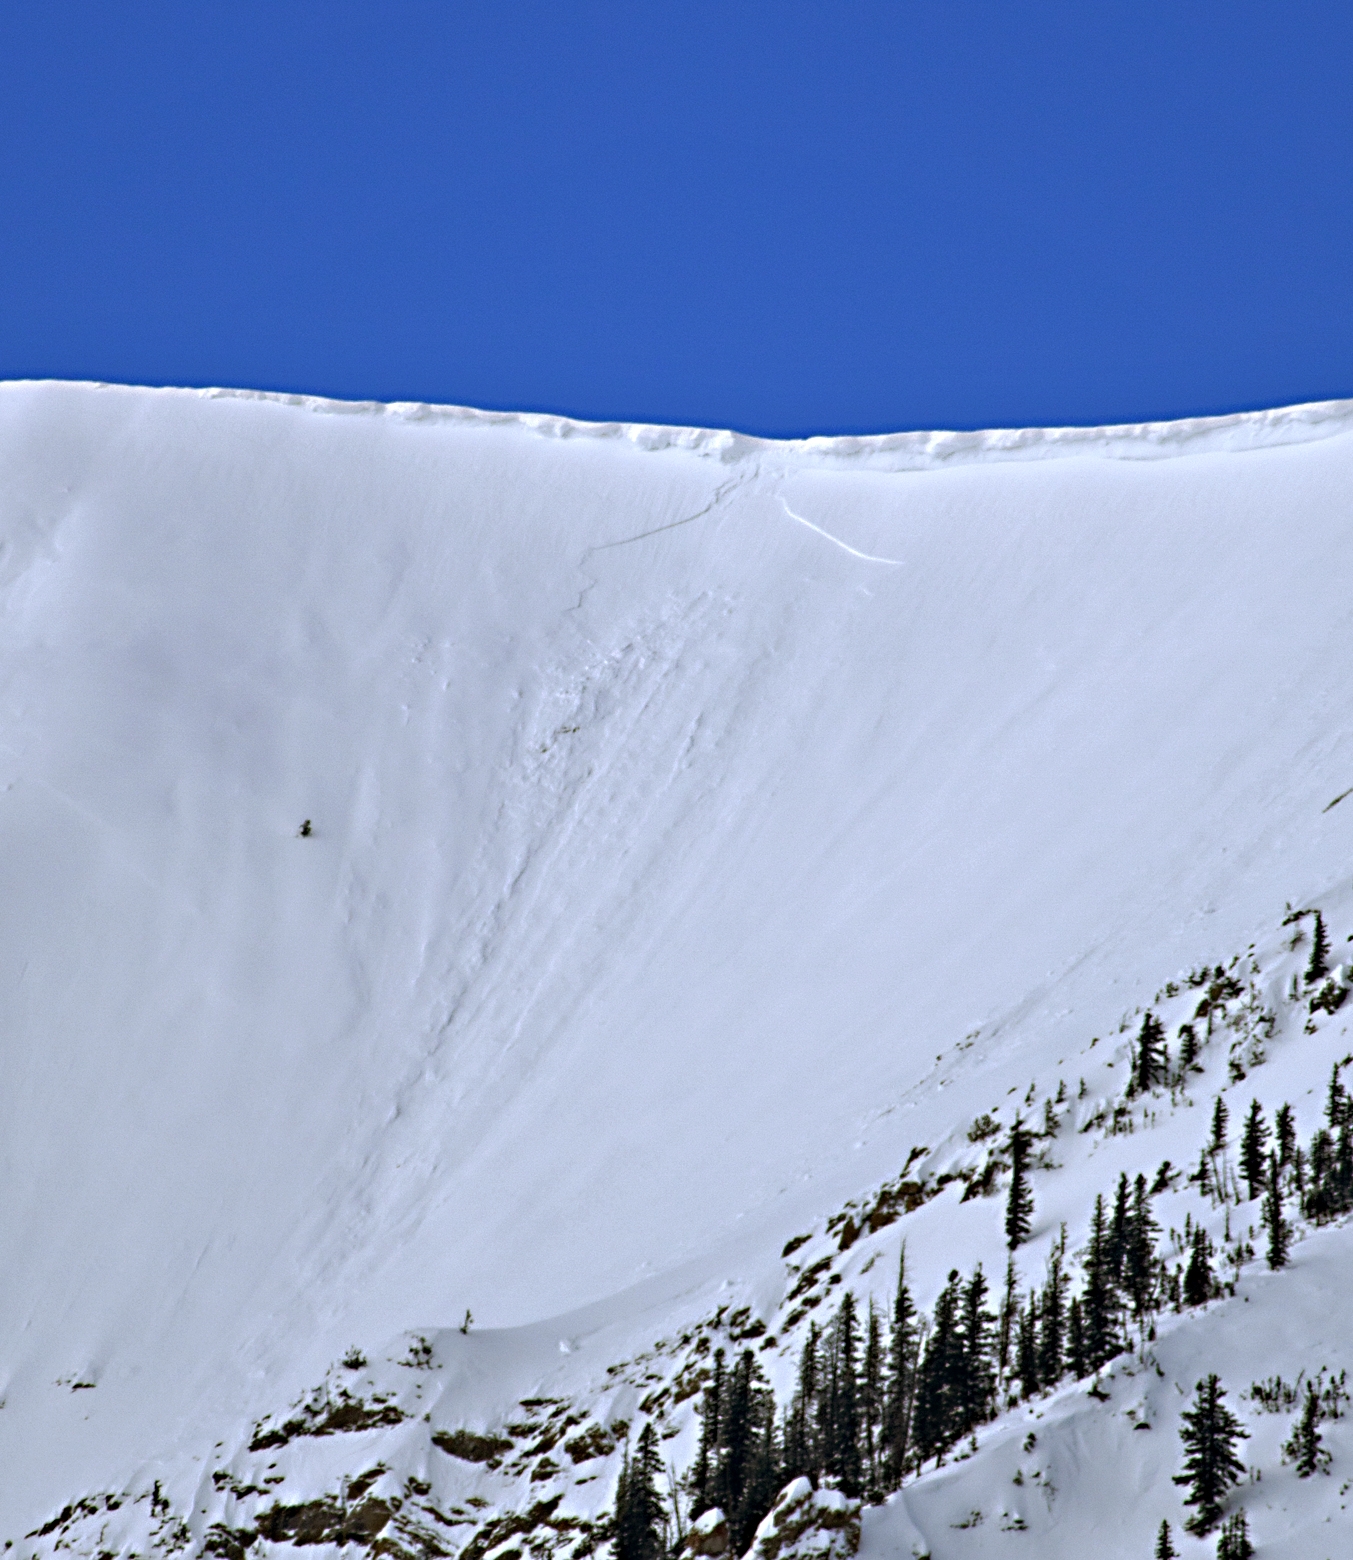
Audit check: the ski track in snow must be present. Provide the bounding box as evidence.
[776,499,905,566]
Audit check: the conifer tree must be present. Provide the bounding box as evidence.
[710,1349,781,1548]
[912,1270,961,1466]
[882,1248,919,1488]
[1325,1063,1347,1131]
[1263,1151,1290,1270]
[1125,1173,1160,1318]
[1215,1510,1253,1560]
[1016,1292,1040,1399]
[1338,1121,1353,1212]
[1083,1193,1121,1371]
[1211,1096,1229,1154]
[783,1324,819,1485]
[1274,1102,1296,1166]
[954,1265,994,1437]
[1066,1295,1087,1380]
[1173,1375,1248,1535]
[718,1350,757,1517]
[1306,1140,1327,1220]
[997,1257,1018,1378]
[1005,1116,1034,1251]
[1153,1518,1175,1559]
[1135,1012,1166,1093]
[1282,1380,1328,1477]
[691,1349,726,1516]
[824,1295,862,1496]
[1177,1023,1199,1076]
[860,1301,884,1499]
[731,1366,780,1552]
[1108,1173,1131,1284]
[616,1424,666,1560]
[1306,909,1330,984]
[1038,1232,1068,1385]
[1239,1101,1269,1200]
[1183,1225,1214,1306]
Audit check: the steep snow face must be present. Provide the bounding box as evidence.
[1,382,1352,1531]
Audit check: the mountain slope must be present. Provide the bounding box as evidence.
[1,382,1352,1543]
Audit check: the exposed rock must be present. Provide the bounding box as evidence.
[432,1428,515,1462]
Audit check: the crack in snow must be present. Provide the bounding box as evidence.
[777,499,904,566]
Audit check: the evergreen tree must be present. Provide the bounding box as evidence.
[1005,1116,1034,1251]
[1239,1100,1269,1201]
[1135,1012,1167,1093]
[615,1424,666,1560]
[997,1257,1018,1379]
[731,1365,780,1552]
[823,1295,862,1496]
[912,1270,961,1466]
[1177,1023,1199,1076]
[1066,1295,1087,1380]
[718,1350,757,1517]
[1083,1193,1121,1371]
[1283,1380,1329,1477]
[954,1265,994,1437]
[783,1324,819,1485]
[1016,1292,1040,1400]
[1306,909,1330,984]
[1274,1102,1296,1166]
[1153,1518,1176,1559]
[1124,1173,1160,1318]
[711,1349,781,1547]
[1338,1121,1353,1212]
[1306,1127,1335,1221]
[691,1349,726,1516]
[860,1301,884,1499]
[1173,1375,1248,1535]
[1108,1173,1131,1285]
[1215,1510,1253,1560]
[1183,1225,1214,1307]
[1211,1096,1229,1154]
[1325,1063,1348,1131]
[882,1249,919,1489]
[1038,1233,1068,1385]
[1263,1151,1290,1271]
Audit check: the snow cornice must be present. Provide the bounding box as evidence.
[5,378,1353,472]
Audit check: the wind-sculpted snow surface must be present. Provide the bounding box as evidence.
[2,382,1353,1554]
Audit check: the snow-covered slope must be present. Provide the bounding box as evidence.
[2,382,1353,1550]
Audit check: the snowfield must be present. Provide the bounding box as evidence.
[2,381,1353,1557]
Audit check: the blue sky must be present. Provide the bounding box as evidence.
[1,2,1350,436]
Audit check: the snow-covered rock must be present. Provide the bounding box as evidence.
[687,1507,730,1556]
[741,1480,859,1560]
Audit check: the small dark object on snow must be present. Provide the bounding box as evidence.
[298,819,313,837]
